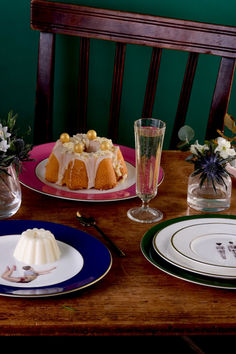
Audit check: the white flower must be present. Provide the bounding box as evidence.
[215,137,236,159]
[0,139,10,152]
[0,124,11,139]
[0,124,11,152]
[190,140,209,155]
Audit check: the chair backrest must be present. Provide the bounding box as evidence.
[31,0,236,147]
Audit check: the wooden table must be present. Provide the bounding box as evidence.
[0,150,236,336]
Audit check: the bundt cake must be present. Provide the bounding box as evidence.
[45,130,128,190]
[13,228,61,265]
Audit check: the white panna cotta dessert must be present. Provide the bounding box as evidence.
[13,228,61,265]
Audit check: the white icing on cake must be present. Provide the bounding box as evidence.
[51,133,125,189]
[13,228,61,265]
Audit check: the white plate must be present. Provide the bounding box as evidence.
[0,235,83,288]
[153,217,236,278]
[35,158,136,196]
[171,222,236,268]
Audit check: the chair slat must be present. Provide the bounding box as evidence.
[34,32,55,144]
[206,57,236,139]
[142,47,162,118]
[108,42,126,142]
[170,52,199,149]
[77,37,90,133]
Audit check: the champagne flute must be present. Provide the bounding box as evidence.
[127,118,166,223]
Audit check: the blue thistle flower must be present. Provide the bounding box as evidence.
[187,143,235,192]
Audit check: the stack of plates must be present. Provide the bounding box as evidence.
[141,215,236,289]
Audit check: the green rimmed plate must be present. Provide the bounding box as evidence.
[140,214,236,289]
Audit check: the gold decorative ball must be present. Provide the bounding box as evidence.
[60,133,70,143]
[100,141,110,151]
[87,130,97,140]
[74,143,84,153]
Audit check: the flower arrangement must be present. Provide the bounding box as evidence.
[178,125,236,192]
[0,111,33,175]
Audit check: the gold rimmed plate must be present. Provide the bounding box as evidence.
[171,222,236,268]
[141,215,236,289]
[0,220,112,298]
[152,216,236,278]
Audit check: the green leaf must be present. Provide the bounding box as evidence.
[178,125,195,142]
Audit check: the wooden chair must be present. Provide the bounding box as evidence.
[31,0,236,147]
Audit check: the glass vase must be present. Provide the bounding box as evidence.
[0,165,22,219]
[187,172,232,212]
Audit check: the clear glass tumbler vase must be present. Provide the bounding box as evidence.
[187,172,232,212]
[0,164,22,219]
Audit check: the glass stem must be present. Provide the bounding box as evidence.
[142,200,149,209]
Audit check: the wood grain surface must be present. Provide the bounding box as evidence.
[0,151,236,336]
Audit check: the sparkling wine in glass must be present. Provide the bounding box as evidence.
[127,118,166,223]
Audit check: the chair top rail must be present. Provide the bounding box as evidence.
[31,0,236,58]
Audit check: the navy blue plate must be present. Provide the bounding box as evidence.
[0,220,112,297]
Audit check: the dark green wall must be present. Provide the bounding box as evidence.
[0,0,235,149]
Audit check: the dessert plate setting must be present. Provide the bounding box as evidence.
[171,223,236,268]
[141,214,236,289]
[19,143,164,202]
[0,220,112,298]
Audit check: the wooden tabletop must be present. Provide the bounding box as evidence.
[1,150,236,336]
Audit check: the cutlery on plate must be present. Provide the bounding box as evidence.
[76,211,126,257]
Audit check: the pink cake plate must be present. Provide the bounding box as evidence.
[19,143,164,202]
